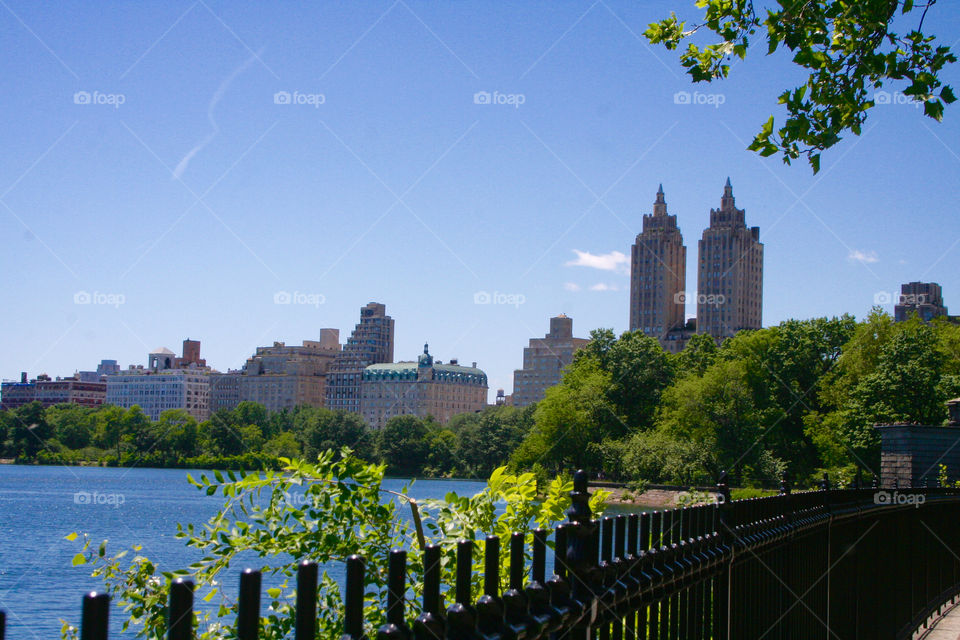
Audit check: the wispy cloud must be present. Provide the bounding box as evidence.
[849,249,879,264]
[566,249,629,273]
[589,282,618,292]
[563,282,581,292]
[173,49,262,180]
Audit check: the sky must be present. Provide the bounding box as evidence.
[2,1,959,401]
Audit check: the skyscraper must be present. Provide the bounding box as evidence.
[894,282,948,322]
[511,314,589,407]
[696,178,763,340]
[629,185,687,349]
[325,302,395,413]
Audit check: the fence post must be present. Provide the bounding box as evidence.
[237,569,261,640]
[295,561,318,640]
[566,469,597,640]
[168,578,193,640]
[343,555,366,640]
[414,545,444,640]
[377,549,410,640]
[446,540,478,640]
[81,592,109,640]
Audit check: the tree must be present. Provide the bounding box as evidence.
[645,0,956,171]
[294,408,371,461]
[8,401,52,458]
[572,329,674,430]
[46,403,94,450]
[374,415,433,476]
[673,333,719,378]
[453,406,532,478]
[511,357,621,472]
[153,410,199,458]
[263,431,301,458]
[199,410,246,457]
[657,359,784,485]
[93,405,126,459]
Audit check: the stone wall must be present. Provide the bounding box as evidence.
[877,424,960,488]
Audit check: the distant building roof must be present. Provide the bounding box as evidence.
[150,347,175,355]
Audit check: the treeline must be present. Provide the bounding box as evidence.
[0,398,534,478]
[4,309,956,486]
[511,310,960,488]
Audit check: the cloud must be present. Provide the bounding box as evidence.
[563,282,581,292]
[589,283,618,292]
[173,49,262,180]
[848,249,879,264]
[566,249,629,273]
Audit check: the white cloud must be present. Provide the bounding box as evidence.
[848,249,879,264]
[589,283,618,292]
[566,249,629,273]
[563,282,581,292]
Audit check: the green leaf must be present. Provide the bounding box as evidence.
[266,588,282,598]
[71,553,87,566]
[65,532,78,541]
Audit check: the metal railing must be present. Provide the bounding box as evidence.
[6,471,960,639]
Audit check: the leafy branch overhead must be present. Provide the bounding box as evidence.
[644,0,957,172]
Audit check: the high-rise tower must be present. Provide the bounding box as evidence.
[629,184,687,349]
[325,302,395,413]
[696,178,763,339]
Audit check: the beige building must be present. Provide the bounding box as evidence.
[210,330,341,414]
[696,179,763,340]
[630,185,687,349]
[326,302,395,414]
[511,315,589,407]
[360,344,487,429]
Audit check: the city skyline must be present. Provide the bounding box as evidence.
[2,2,959,401]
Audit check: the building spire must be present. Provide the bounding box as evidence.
[721,177,735,209]
[653,183,667,215]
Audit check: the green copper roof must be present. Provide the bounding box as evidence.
[365,361,486,375]
[363,361,487,384]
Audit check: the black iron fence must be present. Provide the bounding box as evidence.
[6,471,960,639]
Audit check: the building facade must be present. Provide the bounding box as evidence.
[630,185,687,349]
[105,369,211,421]
[696,179,763,340]
[326,302,395,414]
[894,282,949,322]
[1,373,106,411]
[105,340,214,420]
[511,314,589,407]
[360,344,487,429]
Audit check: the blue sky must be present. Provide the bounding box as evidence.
[2,1,959,401]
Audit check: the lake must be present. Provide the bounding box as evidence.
[0,465,642,637]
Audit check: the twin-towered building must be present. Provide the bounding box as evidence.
[630,179,764,351]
